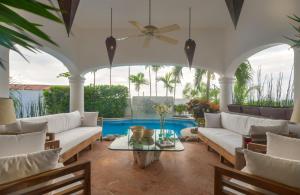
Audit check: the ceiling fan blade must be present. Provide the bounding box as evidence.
[143,36,151,48]
[155,24,180,33]
[155,35,178,45]
[129,21,145,32]
[117,34,145,41]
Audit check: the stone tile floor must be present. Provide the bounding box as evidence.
[77,141,222,195]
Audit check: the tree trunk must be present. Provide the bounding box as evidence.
[174,82,177,101]
[166,88,168,97]
[206,72,211,100]
[109,67,112,86]
[93,71,96,87]
[149,68,152,97]
[155,72,158,96]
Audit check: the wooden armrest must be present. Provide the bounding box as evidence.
[0,161,91,195]
[46,133,55,141]
[45,140,60,150]
[247,143,267,154]
[214,165,300,195]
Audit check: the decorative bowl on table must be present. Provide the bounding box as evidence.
[143,129,154,138]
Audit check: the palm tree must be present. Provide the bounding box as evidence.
[145,65,152,97]
[194,69,207,91]
[234,61,253,104]
[172,66,183,100]
[152,65,163,96]
[0,1,61,69]
[158,72,176,97]
[57,72,71,79]
[129,73,148,96]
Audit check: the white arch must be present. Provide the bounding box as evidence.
[225,43,293,77]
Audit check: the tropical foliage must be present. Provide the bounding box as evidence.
[174,104,187,115]
[129,73,148,96]
[0,0,61,69]
[152,65,163,96]
[158,72,176,97]
[172,66,183,100]
[286,15,300,48]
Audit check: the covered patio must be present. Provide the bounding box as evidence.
[1,0,300,194]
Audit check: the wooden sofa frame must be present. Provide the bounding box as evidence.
[214,143,300,194]
[0,161,91,195]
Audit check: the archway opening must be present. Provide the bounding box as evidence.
[9,45,70,118]
[233,44,294,108]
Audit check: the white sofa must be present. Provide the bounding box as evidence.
[7,111,102,162]
[198,112,288,165]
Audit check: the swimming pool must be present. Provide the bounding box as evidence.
[102,118,197,137]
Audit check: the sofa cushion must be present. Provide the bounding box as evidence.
[82,112,98,127]
[204,113,221,128]
[0,130,46,157]
[20,121,48,133]
[0,148,60,185]
[221,112,249,135]
[65,111,82,130]
[246,117,288,135]
[198,127,243,155]
[244,150,300,189]
[55,127,101,154]
[267,132,300,161]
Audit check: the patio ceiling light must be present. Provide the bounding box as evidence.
[106,8,117,67]
[225,0,244,29]
[57,0,80,36]
[184,8,196,69]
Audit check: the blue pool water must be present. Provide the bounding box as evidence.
[102,119,197,137]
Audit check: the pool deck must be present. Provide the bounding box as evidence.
[76,141,222,195]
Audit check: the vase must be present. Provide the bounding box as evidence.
[159,115,165,142]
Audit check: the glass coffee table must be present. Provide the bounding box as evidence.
[108,129,184,168]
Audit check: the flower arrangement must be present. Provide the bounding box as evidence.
[153,104,172,143]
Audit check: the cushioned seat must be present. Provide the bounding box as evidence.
[198,127,243,155]
[55,127,102,154]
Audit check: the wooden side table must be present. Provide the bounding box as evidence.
[235,147,245,170]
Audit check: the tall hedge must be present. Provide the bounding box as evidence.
[43,85,128,118]
[43,86,70,114]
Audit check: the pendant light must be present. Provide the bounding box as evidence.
[57,0,80,36]
[225,0,244,29]
[105,8,117,67]
[184,8,196,69]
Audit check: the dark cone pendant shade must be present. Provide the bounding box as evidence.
[225,0,244,29]
[184,8,196,69]
[106,36,117,66]
[57,0,80,36]
[185,39,196,69]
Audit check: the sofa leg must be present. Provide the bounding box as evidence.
[220,155,225,163]
[88,144,93,150]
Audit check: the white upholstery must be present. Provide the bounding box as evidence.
[204,113,222,128]
[246,117,288,135]
[55,127,101,154]
[267,133,300,161]
[82,112,98,127]
[0,131,46,157]
[198,127,243,155]
[221,112,249,135]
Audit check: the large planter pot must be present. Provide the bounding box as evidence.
[228,104,242,113]
[259,107,285,120]
[241,106,260,116]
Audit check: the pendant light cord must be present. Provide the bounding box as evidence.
[189,7,191,39]
[149,0,151,25]
[110,8,113,36]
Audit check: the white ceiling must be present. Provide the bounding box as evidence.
[74,0,232,29]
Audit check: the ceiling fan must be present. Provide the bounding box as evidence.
[118,0,180,48]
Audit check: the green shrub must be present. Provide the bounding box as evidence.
[84,85,128,118]
[174,104,187,115]
[43,86,70,114]
[43,85,129,118]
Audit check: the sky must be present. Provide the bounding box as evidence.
[9,44,294,98]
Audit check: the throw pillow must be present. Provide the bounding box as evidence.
[0,130,46,157]
[0,122,21,134]
[249,125,283,143]
[0,148,61,185]
[244,150,300,189]
[20,121,48,133]
[82,112,98,127]
[204,113,221,128]
[267,132,300,161]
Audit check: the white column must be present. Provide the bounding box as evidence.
[0,47,9,98]
[69,75,85,114]
[219,77,234,112]
[294,49,300,101]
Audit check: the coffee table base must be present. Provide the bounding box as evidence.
[133,151,161,168]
